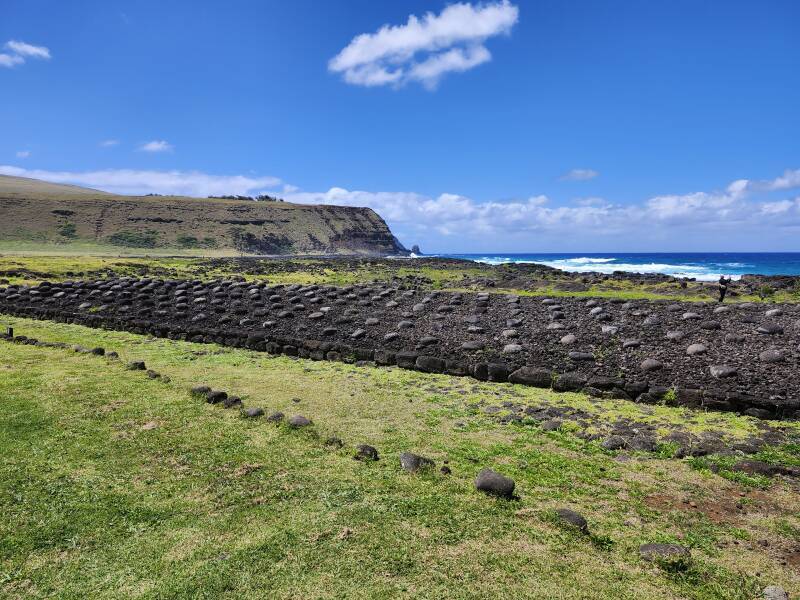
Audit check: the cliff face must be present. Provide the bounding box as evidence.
[0,175,407,255]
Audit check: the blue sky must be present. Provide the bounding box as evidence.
[2,0,799,252]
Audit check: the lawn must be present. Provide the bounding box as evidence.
[1,317,797,598]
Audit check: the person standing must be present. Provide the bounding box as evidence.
[718,275,732,303]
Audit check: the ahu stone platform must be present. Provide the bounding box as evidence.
[1,278,798,419]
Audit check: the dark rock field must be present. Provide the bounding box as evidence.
[1,277,799,420]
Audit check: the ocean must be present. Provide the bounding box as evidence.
[437,253,800,281]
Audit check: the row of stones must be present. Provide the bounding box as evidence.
[4,280,797,376]
[4,328,796,476]
[2,290,797,421]
[0,327,609,548]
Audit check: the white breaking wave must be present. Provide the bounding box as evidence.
[555,257,616,264]
[466,256,741,281]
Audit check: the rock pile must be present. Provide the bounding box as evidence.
[2,278,799,418]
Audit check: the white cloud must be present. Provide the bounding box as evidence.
[0,40,50,68]
[284,169,800,249]
[5,40,50,59]
[0,165,282,197]
[763,168,800,191]
[560,168,599,181]
[15,151,30,159]
[329,1,518,89]
[726,169,800,195]
[0,53,24,68]
[760,199,799,215]
[99,139,119,147]
[139,140,173,153]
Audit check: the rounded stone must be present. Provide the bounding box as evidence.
[399,452,435,473]
[686,343,707,356]
[461,341,485,351]
[288,415,312,428]
[757,323,783,335]
[560,334,577,345]
[206,390,228,404]
[223,396,243,409]
[244,407,264,418]
[640,358,663,372]
[474,468,515,498]
[503,344,524,354]
[267,411,285,423]
[710,364,737,378]
[759,349,784,364]
[762,585,789,600]
[555,508,589,533]
[354,444,379,461]
[601,435,626,450]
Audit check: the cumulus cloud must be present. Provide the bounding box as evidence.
[286,187,618,236]
[720,169,800,196]
[139,140,173,153]
[284,169,800,248]
[0,40,50,68]
[329,1,518,89]
[560,168,599,181]
[761,168,800,191]
[15,151,30,159]
[0,165,282,197]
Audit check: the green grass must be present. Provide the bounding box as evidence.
[1,317,798,598]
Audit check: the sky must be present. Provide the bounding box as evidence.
[1,0,799,253]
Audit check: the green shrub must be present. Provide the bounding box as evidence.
[57,223,77,238]
[106,230,158,248]
[176,235,217,249]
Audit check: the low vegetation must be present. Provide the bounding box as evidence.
[2,254,799,304]
[1,316,798,598]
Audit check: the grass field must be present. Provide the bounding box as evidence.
[1,316,798,599]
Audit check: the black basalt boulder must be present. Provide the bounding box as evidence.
[475,468,515,499]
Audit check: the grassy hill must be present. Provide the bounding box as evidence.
[0,175,407,256]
